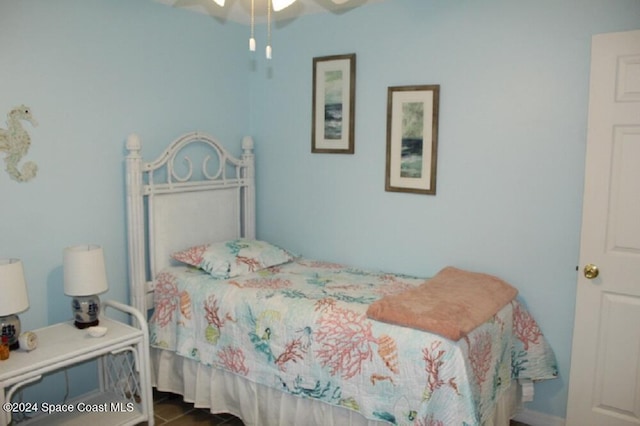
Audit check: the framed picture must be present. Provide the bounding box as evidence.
[385,85,440,194]
[312,54,356,154]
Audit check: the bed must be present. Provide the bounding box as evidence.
[124,131,557,426]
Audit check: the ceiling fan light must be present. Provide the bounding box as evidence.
[212,0,225,6]
[272,0,297,12]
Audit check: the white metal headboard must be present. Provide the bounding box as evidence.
[125,131,255,314]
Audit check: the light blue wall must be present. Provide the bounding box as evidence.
[2,0,640,421]
[250,0,640,419]
[1,0,248,403]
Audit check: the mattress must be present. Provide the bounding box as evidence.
[149,258,557,425]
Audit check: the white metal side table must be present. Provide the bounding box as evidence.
[0,300,153,426]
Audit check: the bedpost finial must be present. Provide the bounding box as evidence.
[242,136,254,153]
[126,133,142,153]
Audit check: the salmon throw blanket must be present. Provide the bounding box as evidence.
[366,266,518,341]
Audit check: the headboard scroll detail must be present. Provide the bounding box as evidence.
[125,132,255,314]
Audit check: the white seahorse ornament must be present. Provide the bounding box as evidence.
[0,105,38,182]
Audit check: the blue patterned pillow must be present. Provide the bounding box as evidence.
[172,239,295,279]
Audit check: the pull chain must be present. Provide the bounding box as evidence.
[249,0,256,51]
[266,0,273,59]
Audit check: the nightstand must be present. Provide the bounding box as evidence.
[0,300,153,426]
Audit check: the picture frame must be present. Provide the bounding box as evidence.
[312,53,356,154]
[385,85,440,195]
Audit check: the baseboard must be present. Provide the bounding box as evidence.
[512,408,566,426]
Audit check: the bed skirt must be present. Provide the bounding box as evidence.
[151,347,519,426]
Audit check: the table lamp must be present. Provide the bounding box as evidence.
[63,245,109,329]
[0,259,30,350]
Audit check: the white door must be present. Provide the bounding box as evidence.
[566,29,640,426]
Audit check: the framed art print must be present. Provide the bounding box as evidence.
[312,54,356,154]
[385,85,440,194]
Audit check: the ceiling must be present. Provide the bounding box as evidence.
[152,0,388,24]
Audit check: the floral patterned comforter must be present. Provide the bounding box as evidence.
[150,258,557,425]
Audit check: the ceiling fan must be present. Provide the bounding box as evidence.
[211,0,350,12]
[210,0,351,59]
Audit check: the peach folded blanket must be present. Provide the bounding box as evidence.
[366,266,518,341]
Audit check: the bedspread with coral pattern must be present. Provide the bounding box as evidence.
[150,258,557,426]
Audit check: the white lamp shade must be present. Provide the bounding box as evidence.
[212,0,225,6]
[63,245,109,296]
[0,259,29,316]
[272,0,297,12]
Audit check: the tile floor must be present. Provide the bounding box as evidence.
[150,389,529,425]
[151,389,243,425]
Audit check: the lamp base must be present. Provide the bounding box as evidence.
[71,295,101,330]
[0,314,21,351]
[74,319,100,329]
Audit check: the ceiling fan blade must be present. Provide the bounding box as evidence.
[272,0,297,11]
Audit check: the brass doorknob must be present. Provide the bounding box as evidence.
[584,264,599,279]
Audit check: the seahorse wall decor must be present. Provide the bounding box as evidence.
[0,105,38,182]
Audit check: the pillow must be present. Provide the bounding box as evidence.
[171,239,295,279]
